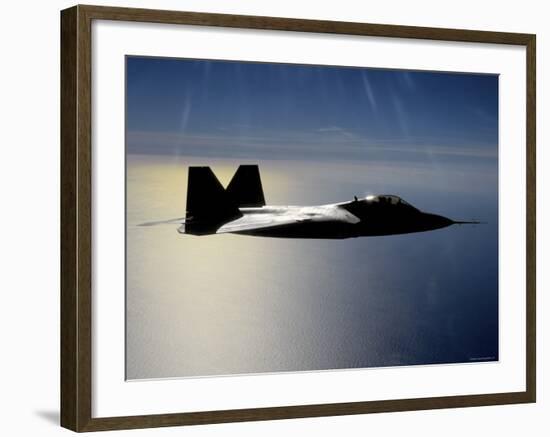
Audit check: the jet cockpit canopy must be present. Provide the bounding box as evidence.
[365,194,418,210]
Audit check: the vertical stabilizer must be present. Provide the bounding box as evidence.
[185,167,242,234]
[226,165,266,207]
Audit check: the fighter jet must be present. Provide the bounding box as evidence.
[142,165,480,239]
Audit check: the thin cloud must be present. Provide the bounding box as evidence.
[127,130,497,162]
[361,72,377,110]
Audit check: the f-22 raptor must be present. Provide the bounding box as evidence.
[144,165,479,239]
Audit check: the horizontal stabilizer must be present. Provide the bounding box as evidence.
[138,217,185,227]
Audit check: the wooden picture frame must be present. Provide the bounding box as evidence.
[61,4,536,432]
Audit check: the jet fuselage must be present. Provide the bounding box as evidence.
[199,196,454,239]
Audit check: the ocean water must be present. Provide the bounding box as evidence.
[126,154,498,379]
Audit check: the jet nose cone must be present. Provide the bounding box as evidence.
[424,213,453,229]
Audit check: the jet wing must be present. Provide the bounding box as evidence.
[216,206,359,234]
[216,214,306,233]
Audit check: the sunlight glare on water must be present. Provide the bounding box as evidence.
[126,154,498,379]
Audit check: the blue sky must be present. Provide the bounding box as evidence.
[126,56,498,164]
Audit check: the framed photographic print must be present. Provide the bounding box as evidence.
[60,4,536,432]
